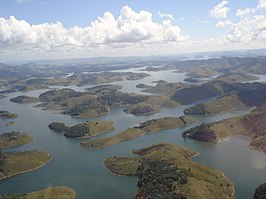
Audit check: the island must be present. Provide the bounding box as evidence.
[104,143,234,199]
[123,95,178,116]
[48,120,116,138]
[0,150,52,180]
[253,183,266,199]
[0,132,33,149]
[10,95,39,104]
[0,186,76,199]
[0,111,18,119]
[137,80,186,95]
[4,122,16,128]
[183,103,266,153]
[37,84,177,118]
[80,116,194,149]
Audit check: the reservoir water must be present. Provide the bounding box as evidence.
[0,68,266,199]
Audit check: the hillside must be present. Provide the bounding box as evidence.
[105,143,234,199]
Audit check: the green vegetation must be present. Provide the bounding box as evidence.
[0,151,52,180]
[48,122,69,133]
[124,95,178,116]
[139,80,186,95]
[0,132,33,149]
[80,116,194,149]
[253,183,266,199]
[0,111,18,119]
[171,81,234,105]
[105,143,234,199]
[48,120,115,138]
[0,186,76,199]
[183,116,247,143]
[104,157,140,176]
[10,96,39,104]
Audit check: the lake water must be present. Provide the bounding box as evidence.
[0,69,266,199]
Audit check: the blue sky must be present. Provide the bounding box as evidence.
[0,0,265,61]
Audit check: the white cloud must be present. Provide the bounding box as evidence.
[235,8,254,17]
[209,0,230,19]
[0,6,188,52]
[257,0,266,9]
[158,11,174,21]
[223,15,266,42]
[216,20,232,28]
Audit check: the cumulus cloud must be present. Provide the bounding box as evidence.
[223,15,266,42]
[257,0,266,9]
[235,8,254,17]
[0,6,187,52]
[209,0,230,19]
[216,20,232,28]
[158,12,174,21]
[223,0,266,43]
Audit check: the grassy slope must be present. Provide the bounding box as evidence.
[105,143,234,199]
[27,186,75,199]
[209,116,247,140]
[0,151,52,180]
[80,117,194,149]
[86,120,116,137]
[0,186,75,199]
[0,133,33,149]
[204,94,246,115]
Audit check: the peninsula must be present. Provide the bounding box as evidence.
[80,116,194,149]
[104,143,234,199]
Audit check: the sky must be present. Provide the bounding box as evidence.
[0,0,266,61]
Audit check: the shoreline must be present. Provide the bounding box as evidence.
[0,154,52,181]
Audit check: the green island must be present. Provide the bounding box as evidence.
[48,120,116,138]
[36,83,178,118]
[0,150,52,180]
[0,111,18,119]
[183,103,266,153]
[80,116,194,149]
[137,80,187,95]
[104,143,234,199]
[10,95,39,104]
[123,95,178,116]
[253,183,266,199]
[0,132,33,149]
[0,186,76,199]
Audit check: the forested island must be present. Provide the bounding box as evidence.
[48,120,115,138]
[105,143,234,199]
